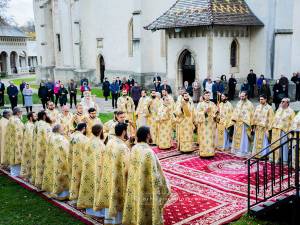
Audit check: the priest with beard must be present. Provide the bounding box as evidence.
[252,95,274,157]
[86,107,102,137]
[196,91,218,157]
[157,96,174,150]
[216,94,233,151]
[20,112,38,181]
[58,105,73,136]
[71,103,88,132]
[0,110,11,166]
[136,89,150,128]
[174,92,195,152]
[146,90,162,145]
[103,111,126,141]
[77,124,105,217]
[231,91,254,156]
[94,123,130,224]
[46,101,59,125]
[117,89,135,123]
[3,107,24,176]
[122,126,170,225]
[68,123,89,202]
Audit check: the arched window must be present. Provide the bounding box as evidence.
[230,40,238,67]
[128,18,133,57]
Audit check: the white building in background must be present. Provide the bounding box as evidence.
[33,0,300,91]
[0,19,38,76]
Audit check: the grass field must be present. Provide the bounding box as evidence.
[0,175,84,225]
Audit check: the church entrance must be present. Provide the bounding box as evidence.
[179,50,195,86]
[99,55,105,83]
[0,52,8,73]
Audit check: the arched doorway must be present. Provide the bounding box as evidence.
[0,52,8,73]
[178,49,195,86]
[10,51,18,73]
[99,55,105,83]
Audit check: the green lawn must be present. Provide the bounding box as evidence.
[10,77,37,86]
[0,175,84,225]
[91,88,111,99]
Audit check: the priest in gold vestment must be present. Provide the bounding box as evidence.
[58,105,73,136]
[20,112,37,180]
[231,91,254,156]
[146,90,162,145]
[94,123,130,224]
[4,107,24,176]
[136,90,149,128]
[34,111,52,188]
[174,92,195,152]
[0,110,11,166]
[77,124,105,217]
[271,98,295,162]
[196,91,218,157]
[157,96,174,150]
[71,104,87,131]
[216,94,233,151]
[117,89,135,122]
[46,101,59,125]
[69,123,88,201]
[252,95,274,157]
[50,125,70,200]
[86,107,102,137]
[123,126,170,225]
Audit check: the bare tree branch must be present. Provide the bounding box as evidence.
[0,0,11,21]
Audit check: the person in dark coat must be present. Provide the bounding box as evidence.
[131,82,141,109]
[153,74,161,92]
[279,75,289,97]
[247,69,257,98]
[0,79,5,107]
[59,83,68,107]
[160,80,172,94]
[259,80,271,104]
[212,78,224,104]
[19,81,26,106]
[110,78,120,108]
[228,74,237,100]
[45,79,54,102]
[240,80,250,95]
[291,72,300,101]
[102,77,111,101]
[38,82,49,109]
[273,79,284,110]
[183,81,193,97]
[7,82,18,110]
[68,79,77,108]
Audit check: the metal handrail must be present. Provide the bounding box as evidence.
[247,130,300,212]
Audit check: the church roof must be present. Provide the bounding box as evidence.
[145,0,264,31]
[0,19,27,38]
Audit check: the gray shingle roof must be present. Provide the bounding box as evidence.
[145,0,264,31]
[0,19,27,38]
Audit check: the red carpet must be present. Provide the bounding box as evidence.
[160,151,291,224]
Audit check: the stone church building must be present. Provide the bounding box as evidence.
[34,0,300,91]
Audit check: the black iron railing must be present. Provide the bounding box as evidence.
[246,130,300,211]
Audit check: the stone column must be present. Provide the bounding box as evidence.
[7,53,11,75]
[207,27,214,77]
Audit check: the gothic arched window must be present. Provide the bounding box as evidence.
[230,40,239,67]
